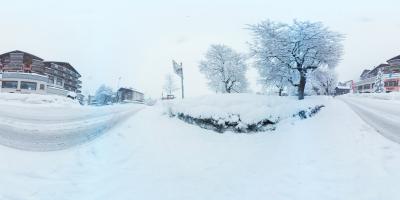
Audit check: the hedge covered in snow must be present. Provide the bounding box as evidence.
[165,94,325,133]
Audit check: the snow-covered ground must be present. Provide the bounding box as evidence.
[1,94,400,199]
[345,92,400,101]
[340,93,400,143]
[0,93,144,151]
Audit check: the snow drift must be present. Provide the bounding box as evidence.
[165,93,325,133]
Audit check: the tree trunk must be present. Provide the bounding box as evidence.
[298,73,307,100]
[278,88,283,96]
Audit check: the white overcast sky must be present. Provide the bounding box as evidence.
[1,0,399,98]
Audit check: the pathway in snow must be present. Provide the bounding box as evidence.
[340,96,400,144]
[0,104,144,151]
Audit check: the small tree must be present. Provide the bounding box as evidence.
[249,20,344,100]
[310,67,338,95]
[199,44,248,93]
[95,84,114,105]
[163,74,179,96]
[374,68,384,93]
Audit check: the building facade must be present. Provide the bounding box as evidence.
[116,87,144,103]
[0,50,82,96]
[354,55,400,93]
[43,61,82,94]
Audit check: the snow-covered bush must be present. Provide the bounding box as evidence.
[165,93,325,133]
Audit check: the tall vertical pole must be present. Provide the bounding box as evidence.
[181,68,184,99]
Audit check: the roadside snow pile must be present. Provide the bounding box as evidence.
[345,92,400,101]
[165,94,324,133]
[0,93,79,107]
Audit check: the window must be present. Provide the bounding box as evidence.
[49,76,54,84]
[2,81,18,89]
[357,86,363,90]
[385,81,399,87]
[56,78,63,86]
[20,81,37,90]
[40,84,45,90]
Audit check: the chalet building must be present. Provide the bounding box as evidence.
[43,61,82,94]
[0,50,82,97]
[116,87,144,103]
[335,80,353,95]
[354,55,400,93]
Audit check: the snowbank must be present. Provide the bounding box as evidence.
[165,93,325,132]
[0,93,80,107]
[345,92,400,101]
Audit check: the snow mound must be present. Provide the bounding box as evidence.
[344,92,400,101]
[0,93,79,107]
[165,93,325,132]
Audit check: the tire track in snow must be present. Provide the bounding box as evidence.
[0,105,144,151]
[340,96,400,144]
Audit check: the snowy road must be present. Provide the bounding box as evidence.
[0,104,144,151]
[1,97,400,200]
[340,96,400,143]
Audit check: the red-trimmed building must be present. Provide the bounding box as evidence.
[354,55,400,93]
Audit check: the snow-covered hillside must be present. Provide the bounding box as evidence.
[165,94,324,132]
[1,94,400,200]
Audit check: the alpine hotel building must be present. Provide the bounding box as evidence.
[0,50,82,98]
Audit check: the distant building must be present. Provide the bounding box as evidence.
[116,87,144,103]
[354,55,400,93]
[335,80,353,95]
[0,50,82,99]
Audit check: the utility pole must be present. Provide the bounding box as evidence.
[172,60,184,99]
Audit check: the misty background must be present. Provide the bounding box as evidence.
[1,0,399,98]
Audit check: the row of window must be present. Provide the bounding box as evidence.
[384,81,399,87]
[1,81,45,90]
[50,64,78,77]
[357,81,399,90]
[357,84,372,90]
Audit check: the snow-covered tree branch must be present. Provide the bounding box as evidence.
[309,67,338,95]
[248,20,344,100]
[199,44,248,93]
[95,84,114,105]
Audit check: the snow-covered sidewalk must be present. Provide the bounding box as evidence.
[1,97,400,199]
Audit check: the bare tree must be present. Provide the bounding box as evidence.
[309,67,338,95]
[255,59,297,96]
[199,44,248,93]
[249,20,344,100]
[163,74,179,96]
